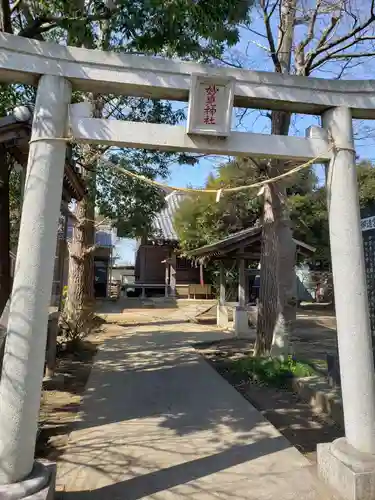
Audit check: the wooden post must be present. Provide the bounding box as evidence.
[107,246,113,298]
[164,259,169,297]
[170,252,176,297]
[234,256,248,336]
[139,237,147,283]
[244,266,249,305]
[44,316,58,380]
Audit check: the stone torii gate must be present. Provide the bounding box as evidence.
[0,33,374,500]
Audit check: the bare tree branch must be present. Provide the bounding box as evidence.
[316,51,375,61]
[309,34,375,73]
[243,25,268,40]
[260,0,282,72]
[298,0,321,51]
[236,108,248,128]
[251,38,273,52]
[83,245,97,257]
[305,3,375,74]
[334,57,362,78]
[294,0,323,73]
[212,56,244,68]
[18,7,118,38]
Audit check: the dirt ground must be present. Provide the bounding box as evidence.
[195,338,343,464]
[36,323,124,461]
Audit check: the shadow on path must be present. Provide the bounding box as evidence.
[57,324,337,499]
[61,436,288,500]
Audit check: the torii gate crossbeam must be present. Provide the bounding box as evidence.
[1,33,375,118]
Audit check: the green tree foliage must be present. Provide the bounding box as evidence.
[289,189,329,264]
[6,0,251,59]
[291,161,375,267]
[112,0,251,60]
[0,0,254,239]
[174,158,317,252]
[95,99,185,237]
[0,0,254,318]
[357,161,375,209]
[175,158,265,251]
[96,155,167,238]
[175,159,375,266]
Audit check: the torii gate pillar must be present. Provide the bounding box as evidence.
[0,75,71,497]
[318,107,375,500]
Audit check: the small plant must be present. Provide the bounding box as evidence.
[230,355,315,388]
[61,286,68,309]
[58,307,95,354]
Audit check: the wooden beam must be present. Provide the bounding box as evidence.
[1,33,375,118]
[0,126,30,146]
[164,259,169,298]
[235,252,261,259]
[69,118,332,161]
[170,252,176,297]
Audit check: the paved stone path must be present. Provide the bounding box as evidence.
[57,321,338,499]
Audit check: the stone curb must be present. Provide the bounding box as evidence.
[291,375,344,428]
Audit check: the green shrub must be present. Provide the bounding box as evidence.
[230,355,315,388]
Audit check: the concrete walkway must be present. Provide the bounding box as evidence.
[57,322,338,499]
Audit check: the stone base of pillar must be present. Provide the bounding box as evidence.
[318,437,375,500]
[0,461,56,499]
[233,307,253,338]
[216,305,229,328]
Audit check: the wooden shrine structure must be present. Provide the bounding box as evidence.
[188,226,315,334]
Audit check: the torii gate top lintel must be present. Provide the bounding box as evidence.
[1,32,375,119]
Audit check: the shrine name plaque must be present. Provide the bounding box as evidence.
[186,74,234,137]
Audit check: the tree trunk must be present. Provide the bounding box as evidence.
[62,5,103,328]
[0,151,10,314]
[0,0,12,34]
[255,183,280,355]
[63,196,95,326]
[255,127,297,357]
[255,0,297,357]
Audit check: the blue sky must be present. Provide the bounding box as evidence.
[115,11,375,264]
